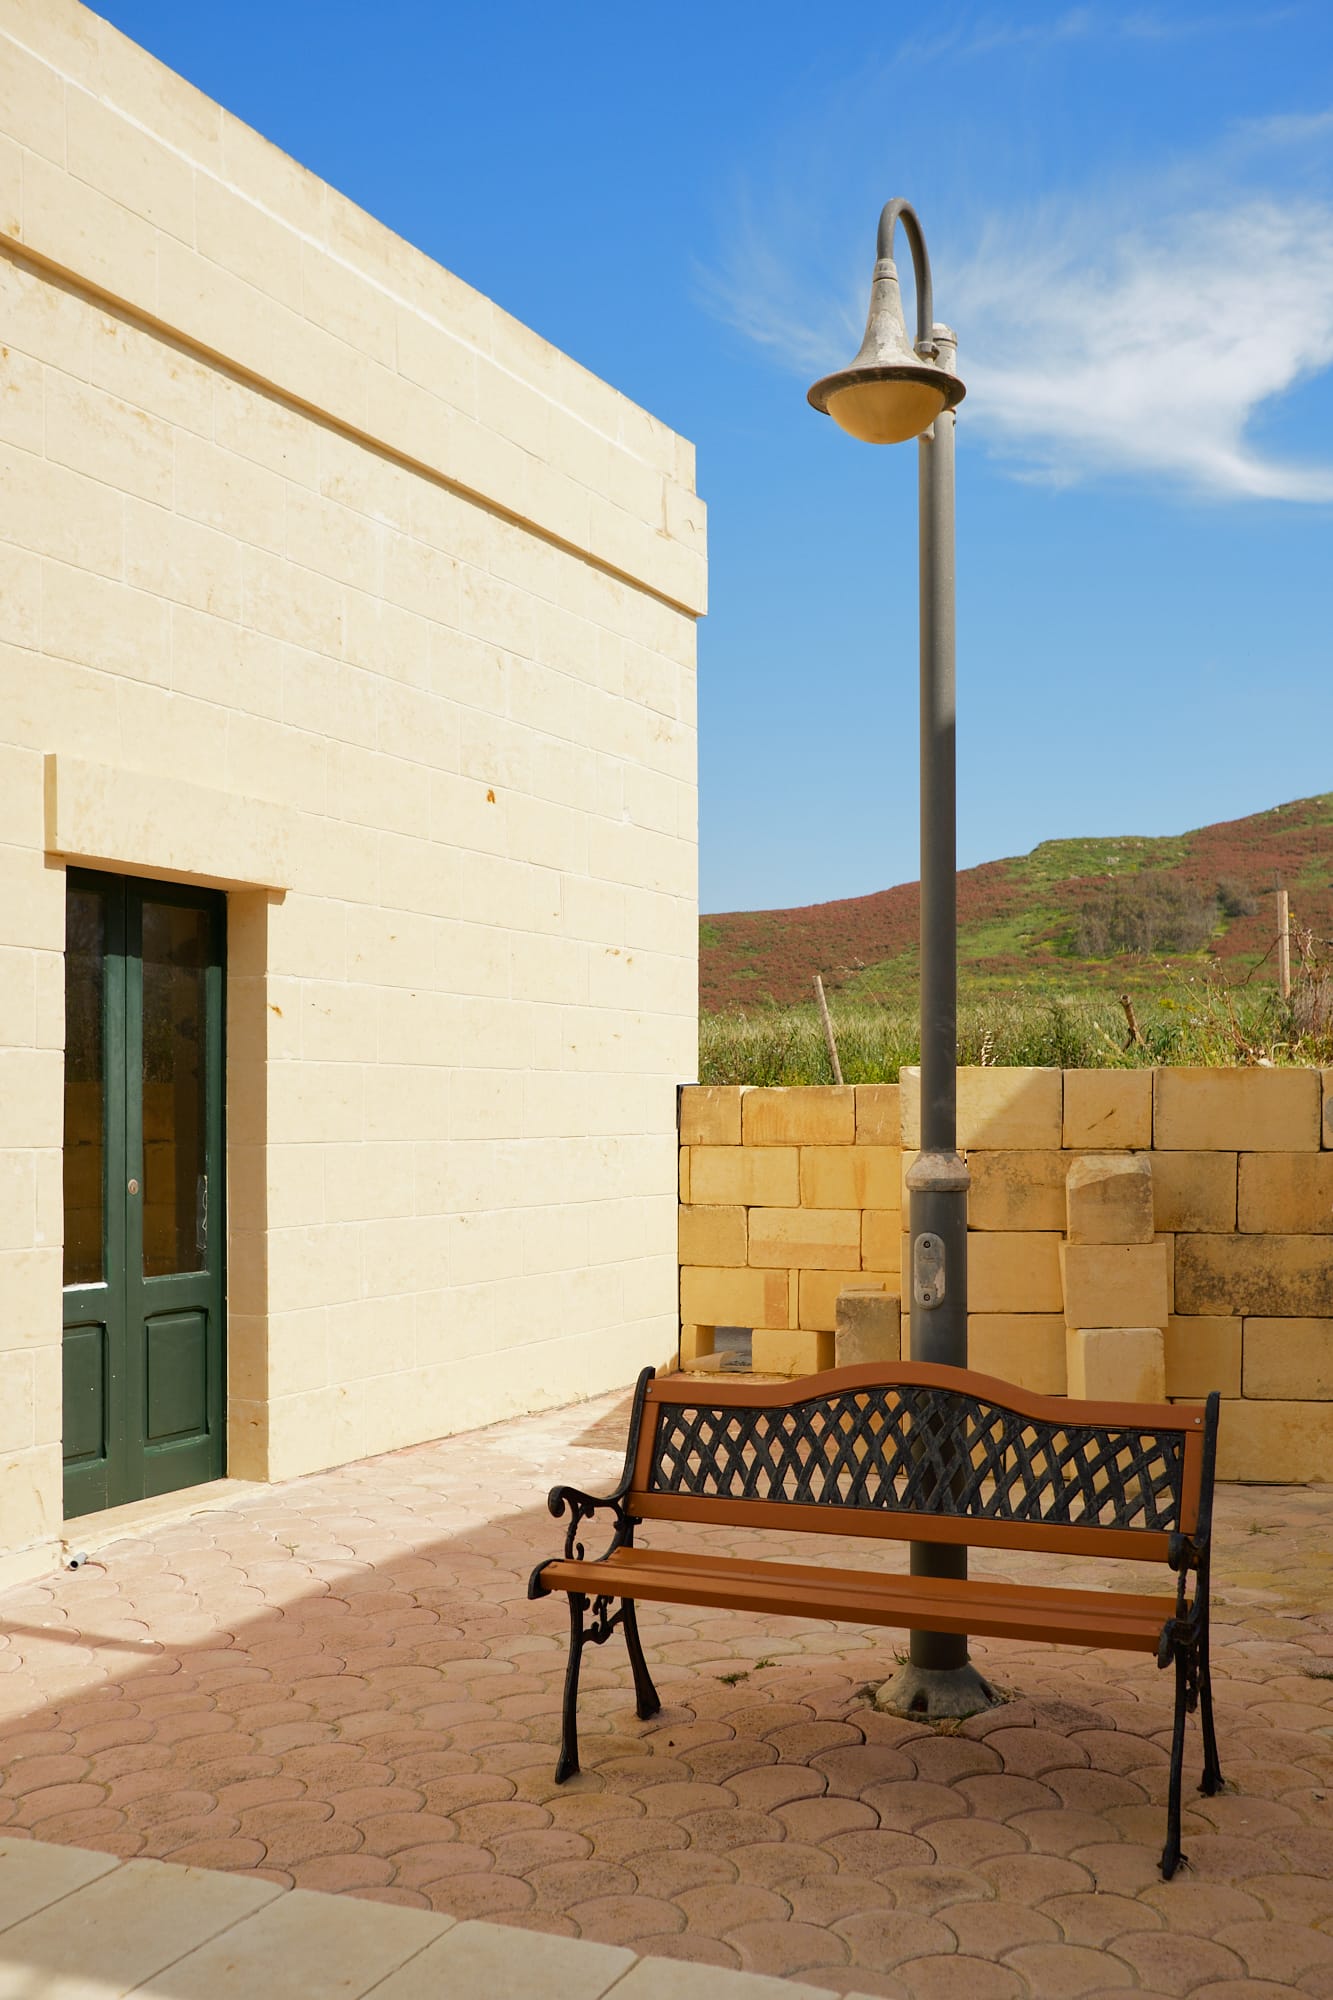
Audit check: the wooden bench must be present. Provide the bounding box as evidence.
[529,1360,1222,1879]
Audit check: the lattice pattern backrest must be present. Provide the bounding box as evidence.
[645,1384,1187,1533]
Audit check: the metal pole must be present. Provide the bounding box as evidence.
[876,327,994,1717]
[906,324,970,1677]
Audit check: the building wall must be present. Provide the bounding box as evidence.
[677,1068,1333,1484]
[0,0,704,1577]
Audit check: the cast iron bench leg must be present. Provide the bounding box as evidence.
[556,1591,587,1784]
[1162,1646,1190,1880]
[622,1596,661,1720]
[1199,1613,1223,1798]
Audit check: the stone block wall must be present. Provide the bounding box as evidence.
[678,1068,1333,1483]
[0,0,702,1579]
[678,1084,901,1377]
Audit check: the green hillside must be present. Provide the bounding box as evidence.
[701,794,1333,1012]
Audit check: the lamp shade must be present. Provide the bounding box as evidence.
[809,255,964,444]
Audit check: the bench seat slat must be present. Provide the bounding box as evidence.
[538,1547,1173,1653]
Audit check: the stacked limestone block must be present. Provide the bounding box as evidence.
[892,1065,1333,1479]
[678,1084,901,1376]
[1062,1155,1168,1401]
[679,1067,1333,1481]
[899,1066,1068,1394]
[1159,1068,1333,1482]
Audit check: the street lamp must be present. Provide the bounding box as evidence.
[809,199,998,1718]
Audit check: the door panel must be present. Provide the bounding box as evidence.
[61,1319,110,1468]
[144,1310,210,1444]
[62,872,225,1519]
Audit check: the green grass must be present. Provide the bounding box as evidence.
[699,975,1333,1085]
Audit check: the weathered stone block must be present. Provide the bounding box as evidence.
[687,1146,799,1208]
[901,1065,1062,1150]
[743,1087,854,1146]
[966,1151,1067,1232]
[748,1208,861,1271]
[1216,1399,1333,1482]
[799,1267,897,1332]
[1164,1316,1241,1398]
[800,1146,900,1211]
[751,1327,834,1376]
[679,1148,690,1203]
[834,1287,901,1368]
[1059,1242,1169,1330]
[679,1324,715,1365]
[862,1210,904,1272]
[679,1085,742,1148]
[1238,1153,1333,1234]
[680,1265,793,1331]
[967,1314,1066,1395]
[1063,1069,1153,1150]
[969,1232,1064,1314]
[1151,1151,1237,1233]
[1158,1234,1176,1315]
[1066,1154,1154,1245]
[1154,1066,1321,1152]
[1324,1069,1333,1149]
[678,1205,746,1268]
[1175,1235,1333,1317]
[1242,1317,1333,1400]
[855,1084,901,1145]
[1066,1325,1166,1402]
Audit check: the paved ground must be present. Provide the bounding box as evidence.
[0,1387,1331,1999]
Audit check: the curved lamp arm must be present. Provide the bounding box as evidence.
[876,200,935,354]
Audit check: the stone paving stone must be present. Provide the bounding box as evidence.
[0,1833,118,1927]
[149,1883,449,1999]
[1006,1940,1137,1994]
[614,1959,840,1998]
[363,1916,632,2000]
[729,1916,853,1977]
[943,1900,1061,1957]
[832,1910,957,1970]
[1110,1931,1249,1995]
[0,1856,281,1995]
[892,1953,1025,1999]
[1212,1918,1333,1982]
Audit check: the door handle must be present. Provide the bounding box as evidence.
[196,1174,208,1255]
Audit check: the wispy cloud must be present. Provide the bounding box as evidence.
[952,197,1333,500]
[898,5,1299,65]
[701,87,1333,502]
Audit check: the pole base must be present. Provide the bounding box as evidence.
[874,1660,1004,1721]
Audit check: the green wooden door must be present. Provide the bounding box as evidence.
[62,872,226,1518]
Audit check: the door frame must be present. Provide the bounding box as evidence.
[61,868,228,1518]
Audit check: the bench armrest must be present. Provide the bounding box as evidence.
[528,1366,658,1599]
[528,1484,636,1595]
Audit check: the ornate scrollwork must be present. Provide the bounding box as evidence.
[544,1483,635,1566]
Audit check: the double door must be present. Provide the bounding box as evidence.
[62,871,226,1518]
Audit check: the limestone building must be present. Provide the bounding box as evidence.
[0,0,704,1579]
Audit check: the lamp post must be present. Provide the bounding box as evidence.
[809,199,998,1718]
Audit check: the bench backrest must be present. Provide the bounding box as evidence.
[625,1362,1217,1562]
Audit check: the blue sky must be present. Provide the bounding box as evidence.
[101,2,1333,914]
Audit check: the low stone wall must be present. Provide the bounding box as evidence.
[678,1067,1333,1483]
